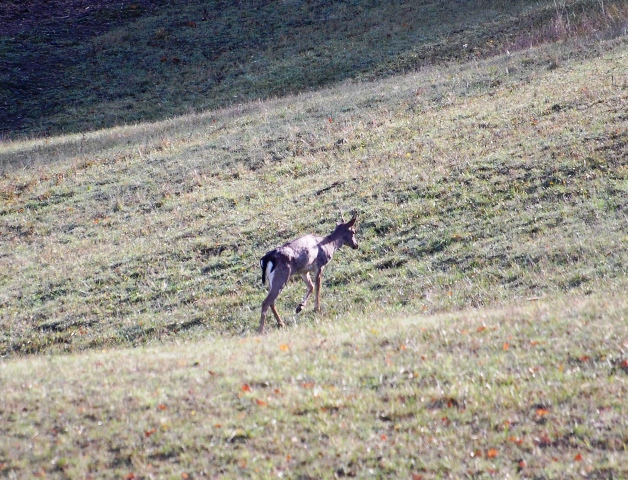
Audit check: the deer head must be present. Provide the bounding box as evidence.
[337,215,358,249]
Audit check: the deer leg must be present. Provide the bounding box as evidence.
[296,273,314,313]
[260,299,270,334]
[314,268,324,313]
[261,289,283,333]
[270,304,284,328]
[260,264,289,333]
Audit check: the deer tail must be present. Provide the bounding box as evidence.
[260,251,276,286]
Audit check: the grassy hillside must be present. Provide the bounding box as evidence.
[1,33,627,356]
[2,0,627,137]
[1,2,628,477]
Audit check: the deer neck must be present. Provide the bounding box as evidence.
[322,231,346,254]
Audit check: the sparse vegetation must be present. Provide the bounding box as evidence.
[0,0,627,477]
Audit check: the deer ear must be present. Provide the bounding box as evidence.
[346,215,357,227]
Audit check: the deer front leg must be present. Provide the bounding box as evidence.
[314,268,323,313]
[296,273,314,313]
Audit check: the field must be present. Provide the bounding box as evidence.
[1,0,628,478]
[1,297,627,478]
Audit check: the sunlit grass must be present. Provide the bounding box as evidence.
[1,36,626,356]
[1,295,627,478]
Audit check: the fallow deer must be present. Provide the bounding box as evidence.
[259,214,359,333]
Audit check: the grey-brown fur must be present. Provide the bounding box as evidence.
[259,215,358,333]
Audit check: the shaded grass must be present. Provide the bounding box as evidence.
[1,295,627,478]
[1,0,626,137]
[1,36,627,356]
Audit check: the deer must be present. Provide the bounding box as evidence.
[259,214,359,333]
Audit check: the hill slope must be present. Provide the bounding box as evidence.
[1,34,627,356]
[1,0,626,137]
[0,3,627,478]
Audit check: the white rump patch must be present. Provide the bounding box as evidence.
[265,261,275,290]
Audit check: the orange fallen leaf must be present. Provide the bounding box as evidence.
[574,453,583,461]
[508,435,523,445]
[503,342,510,351]
[279,344,290,352]
[302,381,315,389]
[487,448,498,458]
[144,428,157,437]
[536,408,550,417]
[255,399,268,407]
[158,404,167,410]
[241,384,252,392]
[477,326,487,333]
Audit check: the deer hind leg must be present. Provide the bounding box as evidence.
[260,264,289,333]
[296,273,314,313]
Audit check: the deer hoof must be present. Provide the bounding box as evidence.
[296,304,303,314]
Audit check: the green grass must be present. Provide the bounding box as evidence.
[1,295,627,478]
[1,34,626,356]
[0,1,627,477]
